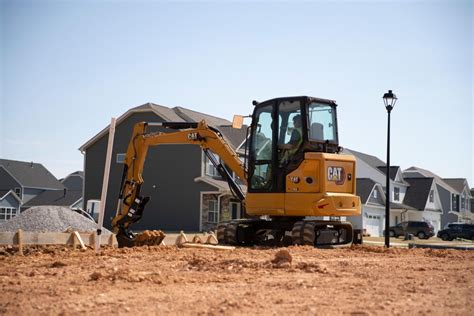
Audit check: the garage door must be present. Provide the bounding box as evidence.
[364,213,382,237]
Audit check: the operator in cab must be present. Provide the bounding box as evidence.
[279,114,303,165]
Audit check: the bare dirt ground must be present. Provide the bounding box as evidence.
[0,244,473,315]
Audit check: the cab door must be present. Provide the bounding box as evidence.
[246,102,285,216]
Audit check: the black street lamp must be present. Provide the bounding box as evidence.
[383,90,397,248]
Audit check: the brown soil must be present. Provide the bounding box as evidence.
[0,245,473,315]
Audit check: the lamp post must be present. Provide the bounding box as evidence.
[383,90,397,248]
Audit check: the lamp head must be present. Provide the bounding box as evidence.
[383,90,397,112]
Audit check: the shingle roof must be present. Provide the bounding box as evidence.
[62,173,84,191]
[403,166,458,192]
[442,178,468,193]
[377,166,400,181]
[0,159,64,190]
[345,148,386,169]
[173,107,231,127]
[356,178,377,204]
[390,202,416,210]
[79,103,241,151]
[215,125,248,150]
[403,178,434,210]
[22,189,82,208]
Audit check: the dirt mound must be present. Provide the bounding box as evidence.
[0,206,112,234]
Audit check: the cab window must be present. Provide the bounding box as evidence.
[249,104,273,190]
[307,102,337,142]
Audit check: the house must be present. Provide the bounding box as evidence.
[343,149,450,234]
[404,167,472,226]
[442,178,472,223]
[0,159,65,220]
[343,149,414,233]
[403,178,443,232]
[353,178,386,237]
[376,165,414,225]
[21,171,84,211]
[79,103,247,232]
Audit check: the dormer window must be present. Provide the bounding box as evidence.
[14,187,21,199]
[429,190,434,203]
[394,187,400,201]
[373,189,377,198]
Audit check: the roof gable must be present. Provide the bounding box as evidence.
[403,177,435,210]
[79,102,244,152]
[356,178,377,204]
[173,107,231,126]
[403,166,458,193]
[62,174,84,191]
[0,160,64,190]
[345,148,386,169]
[0,190,22,203]
[442,178,469,194]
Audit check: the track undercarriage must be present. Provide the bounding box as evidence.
[217,218,354,248]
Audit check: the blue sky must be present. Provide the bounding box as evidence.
[1,0,472,185]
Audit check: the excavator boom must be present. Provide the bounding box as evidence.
[111,120,246,245]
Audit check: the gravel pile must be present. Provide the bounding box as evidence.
[0,206,112,234]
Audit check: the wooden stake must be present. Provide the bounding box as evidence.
[96,117,117,252]
[72,232,78,250]
[73,231,86,250]
[179,243,235,251]
[17,229,23,255]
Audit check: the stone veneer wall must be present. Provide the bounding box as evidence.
[201,194,234,232]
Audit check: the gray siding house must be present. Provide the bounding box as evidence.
[404,167,472,226]
[403,178,443,232]
[79,103,247,232]
[442,178,473,223]
[0,159,65,220]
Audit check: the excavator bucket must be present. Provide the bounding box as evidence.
[116,229,166,248]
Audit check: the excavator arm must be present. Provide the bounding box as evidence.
[111,120,246,245]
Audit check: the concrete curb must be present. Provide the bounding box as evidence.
[408,243,474,250]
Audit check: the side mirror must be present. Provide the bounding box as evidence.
[232,115,244,129]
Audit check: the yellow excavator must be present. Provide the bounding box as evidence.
[111,96,361,247]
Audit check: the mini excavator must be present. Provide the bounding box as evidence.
[111,96,361,247]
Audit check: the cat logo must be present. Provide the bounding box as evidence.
[327,166,345,185]
[187,132,199,140]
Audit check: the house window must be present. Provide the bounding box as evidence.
[373,189,377,199]
[205,153,221,178]
[452,194,459,211]
[230,202,241,219]
[461,195,465,210]
[394,187,400,201]
[429,190,434,203]
[0,208,17,221]
[14,187,22,198]
[116,153,126,164]
[207,199,218,223]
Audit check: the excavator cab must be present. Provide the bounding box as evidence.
[247,96,340,194]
